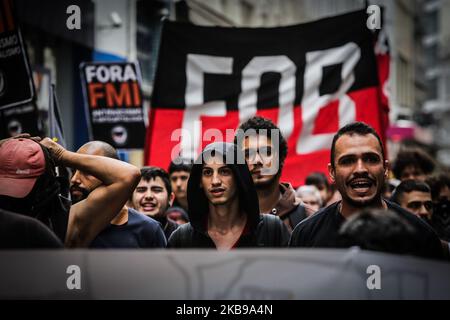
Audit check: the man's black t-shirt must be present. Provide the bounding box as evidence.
[90,208,167,248]
[289,200,444,260]
[0,209,63,249]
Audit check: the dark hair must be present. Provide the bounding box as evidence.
[168,157,193,174]
[392,148,436,180]
[390,179,431,205]
[305,172,330,189]
[234,116,288,173]
[338,208,419,255]
[188,142,260,231]
[140,166,172,195]
[426,173,450,201]
[330,122,384,168]
[166,206,189,222]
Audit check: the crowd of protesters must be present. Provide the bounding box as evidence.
[0,117,449,260]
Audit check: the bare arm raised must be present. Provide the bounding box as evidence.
[40,138,141,247]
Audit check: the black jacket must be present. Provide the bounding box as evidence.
[289,200,444,260]
[0,208,63,249]
[168,142,290,248]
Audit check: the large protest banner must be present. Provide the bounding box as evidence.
[374,9,391,147]
[80,62,146,149]
[146,10,385,186]
[0,0,35,110]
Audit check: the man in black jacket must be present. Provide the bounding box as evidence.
[168,142,290,249]
[289,122,444,260]
[0,208,63,249]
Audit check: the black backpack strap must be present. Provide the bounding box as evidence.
[259,214,290,247]
[263,214,278,231]
[262,214,279,245]
[258,214,283,247]
[288,204,307,229]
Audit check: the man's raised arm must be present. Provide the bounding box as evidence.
[40,138,141,247]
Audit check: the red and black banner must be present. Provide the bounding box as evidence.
[374,8,391,147]
[147,10,386,186]
[80,62,146,149]
[0,0,35,110]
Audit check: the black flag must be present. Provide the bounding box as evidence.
[48,84,66,148]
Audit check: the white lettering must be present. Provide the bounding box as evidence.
[66,265,81,290]
[238,56,296,140]
[297,43,360,154]
[183,54,231,159]
[367,5,381,30]
[85,64,137,83]
[122,64,137,82]
[176,304,210,317]
[85,65,97,83]
[66,5,81,30]
[366,265,381,290]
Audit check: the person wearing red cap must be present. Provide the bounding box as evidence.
[0,138,48,194]
[0,135,141,248]
[0,136,64,248]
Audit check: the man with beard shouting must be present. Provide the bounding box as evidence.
[289,122,443,260]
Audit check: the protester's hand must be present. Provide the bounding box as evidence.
[0,133,39,147]
[40,137,67,164]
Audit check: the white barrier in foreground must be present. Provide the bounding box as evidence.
[0,248,449,299]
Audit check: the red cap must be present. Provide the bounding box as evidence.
[0,138,45,198]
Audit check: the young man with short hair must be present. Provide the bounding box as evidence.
[426,174,450,242]
[235,116,314,231]
[168,157,193,213]
[130,166,179,240]
[392,148,436,181]
[391,180,433,222]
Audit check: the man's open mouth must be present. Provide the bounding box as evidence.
[348,179,374,193]
[210,188,225,196]
[141,202,157,211]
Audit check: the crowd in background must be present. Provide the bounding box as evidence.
[0,117,449,261]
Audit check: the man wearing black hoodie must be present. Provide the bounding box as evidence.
[167,142,290,250]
